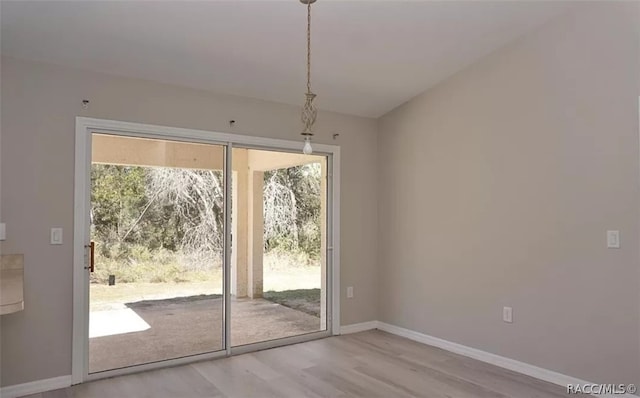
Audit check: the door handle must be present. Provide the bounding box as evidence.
[84,242,95,272]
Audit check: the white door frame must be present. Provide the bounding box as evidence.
[72,117,341,384]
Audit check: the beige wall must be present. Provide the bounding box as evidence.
[0,56,379,386]
[378,3,640,385]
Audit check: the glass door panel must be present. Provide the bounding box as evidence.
[229,147,328,347]
[89,134,226,373]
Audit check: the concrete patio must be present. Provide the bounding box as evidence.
[89,296,322,373]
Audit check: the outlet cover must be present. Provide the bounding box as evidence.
[607,230,620,248]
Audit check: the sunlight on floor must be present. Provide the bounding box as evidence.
[90,308,151,338]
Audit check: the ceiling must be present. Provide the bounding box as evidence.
[1,1,577,118]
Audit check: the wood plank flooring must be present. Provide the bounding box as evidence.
[23,330,568,398]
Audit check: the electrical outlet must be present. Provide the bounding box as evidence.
[503,306,513,323]
[607,230,620,248]
[346,286,354,299]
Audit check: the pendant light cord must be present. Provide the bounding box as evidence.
[307,1,312,94]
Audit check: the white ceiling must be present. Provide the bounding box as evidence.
[1,1,577,118]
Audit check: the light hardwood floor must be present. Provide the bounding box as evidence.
[23,330,567,398]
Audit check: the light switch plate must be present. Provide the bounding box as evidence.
[607,230,620,249]
[346,286,354,299]
[503,306,513,323]
[51,228,63,245]
[0,223,5,241]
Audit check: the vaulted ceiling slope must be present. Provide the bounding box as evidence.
[1,1,577,117]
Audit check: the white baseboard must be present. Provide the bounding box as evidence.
[340,320,378,334]
[0,375,72,398]
[376,321,637,398]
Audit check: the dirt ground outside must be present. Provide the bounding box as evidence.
[89,296,323,373]
[89,263,323,372]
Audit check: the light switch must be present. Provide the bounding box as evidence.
[607,230,620,249]
[51,228,63,245]
[503,306,513,323]
[0,223,5,241]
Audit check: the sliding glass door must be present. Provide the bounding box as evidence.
[78,127,333,379]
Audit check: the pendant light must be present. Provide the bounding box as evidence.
[300,0,317,155]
